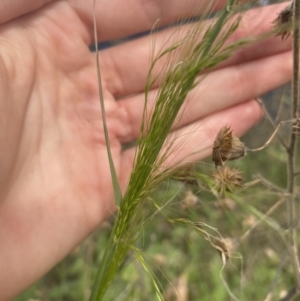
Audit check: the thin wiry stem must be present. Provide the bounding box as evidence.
[254,174,287,194]
[276,88,288,123]
[264,253,289,301]
[286,0,300,291]
[247,119,296,152]
[239,197,286,243]
[256,98,288,150]
[292,0,300,121]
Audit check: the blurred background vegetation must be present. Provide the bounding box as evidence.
[16,1,300,300]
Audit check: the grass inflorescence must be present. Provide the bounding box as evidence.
[89,1,257,300]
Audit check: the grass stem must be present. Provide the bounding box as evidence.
[286,0,300,291]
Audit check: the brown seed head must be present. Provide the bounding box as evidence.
[212,126,246,168]
[181,190,198,210]
[171,164,198,186]
[212,166,243,195]
[272,3,293,40]
[214,237,239,261]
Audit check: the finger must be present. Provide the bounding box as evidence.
[0,0,56,24]
[101,3,291,98]
[72,0,226,42]
[121,99,262,170]
[117,50,291,143]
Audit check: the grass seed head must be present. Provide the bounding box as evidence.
[214,237,239,261]
[272,2,293,40]
[212,166,243,195]
[181,190,198,210]
[171,164,198,186]
[212,125,246,168]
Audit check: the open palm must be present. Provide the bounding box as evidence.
[0,1,292,300]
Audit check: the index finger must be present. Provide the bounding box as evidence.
[71,0,228,42]
[100,3,291,98]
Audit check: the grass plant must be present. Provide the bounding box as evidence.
[89,1,255,300]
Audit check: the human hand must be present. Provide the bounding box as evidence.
[0,1,292,300]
